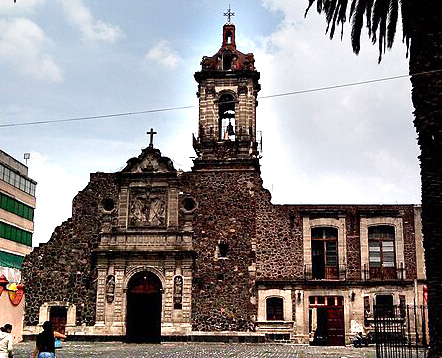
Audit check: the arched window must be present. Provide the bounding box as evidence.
[311,227,338,279]
[223,50,233,70]
[266,297,284,321]
[218,93,235,140]
[226,30,233,45]
[369,225,396,279]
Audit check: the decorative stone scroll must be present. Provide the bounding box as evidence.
[106,275,115,303]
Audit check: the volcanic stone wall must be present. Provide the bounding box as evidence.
[254,193,303,280]
[22,173,119,326]
[181,170,261,331]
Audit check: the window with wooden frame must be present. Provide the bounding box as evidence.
[368,226,396,280]
[311,227,339,279]
[266,297,284,321]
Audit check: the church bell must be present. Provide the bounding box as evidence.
[226,121,235,136]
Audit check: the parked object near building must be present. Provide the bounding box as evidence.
[21,16,426,346]
[0,149,36,342]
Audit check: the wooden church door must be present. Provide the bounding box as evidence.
[126,271,163,343]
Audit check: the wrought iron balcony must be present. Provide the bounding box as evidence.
[303,264,347,281]
[362,264,405,281]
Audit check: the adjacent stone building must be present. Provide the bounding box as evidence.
[21,20,426,345]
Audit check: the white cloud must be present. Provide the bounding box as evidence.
[58,0,123,42]
[250,0,418,205]
[0,18,62,83]
[0,0,45,15]
[145,40,181,68]
[27,152,86,247]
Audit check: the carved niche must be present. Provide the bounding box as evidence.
[129,188,167,227]
[106,275,115,303]
[173,275,183,309]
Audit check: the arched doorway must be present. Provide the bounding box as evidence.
[126,271,163,343]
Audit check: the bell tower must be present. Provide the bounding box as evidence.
[193,12,261,171]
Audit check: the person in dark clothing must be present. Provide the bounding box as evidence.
[32,321,66,358]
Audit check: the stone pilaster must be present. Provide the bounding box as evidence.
[112,261,125,328]
[182,260,193,321]
[95,260,107,326]
[118,188,128,228]
[163,257,175,323]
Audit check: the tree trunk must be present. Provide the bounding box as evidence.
[409,1,442,356]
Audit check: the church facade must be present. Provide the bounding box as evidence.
[21,21,426,345]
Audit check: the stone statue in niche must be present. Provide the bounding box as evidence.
[173,275,183,309]
[149,198,165,226]
[106,275,115,303]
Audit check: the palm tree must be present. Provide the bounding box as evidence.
[305,1,442,356]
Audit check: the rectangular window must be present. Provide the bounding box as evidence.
[0,194,7,209]
[0,166,35,197]
[0,250,24,269]
[369,226,396,279]
[267,297,284,320]
[6,196,14,212]
[19,177,25,191]
[0,221,32,247]
[5,224,11,238]
[0,193,35,221]
[4,168,10,182]
[311,227,339,279]
[399,294,406,318]
[375,294,394,317]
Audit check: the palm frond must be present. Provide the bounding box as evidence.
[350,0,366,54]
[387,0,398,48]
[305,0,408,62]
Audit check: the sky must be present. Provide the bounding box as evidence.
[0,0,420,247]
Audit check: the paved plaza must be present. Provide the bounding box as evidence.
[13,341,376,358]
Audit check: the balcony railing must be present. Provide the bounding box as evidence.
[303,264,346,280]
[362,264,405,281]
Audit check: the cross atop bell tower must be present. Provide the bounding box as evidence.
[193,15,261,172]
[223,5,235,24]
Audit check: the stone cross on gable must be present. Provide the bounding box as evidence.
[147,128,157,147]
[223,5,235,23]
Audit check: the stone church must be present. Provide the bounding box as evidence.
[21,20,426,345]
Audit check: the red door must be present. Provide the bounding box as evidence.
[327,307,345,346]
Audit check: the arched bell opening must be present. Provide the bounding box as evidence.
[218,93,236,141]
[223,50,234,70]
[126,271,163,343]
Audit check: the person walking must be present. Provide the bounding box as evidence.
[0,324,13,358]
[32,321,66,358]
